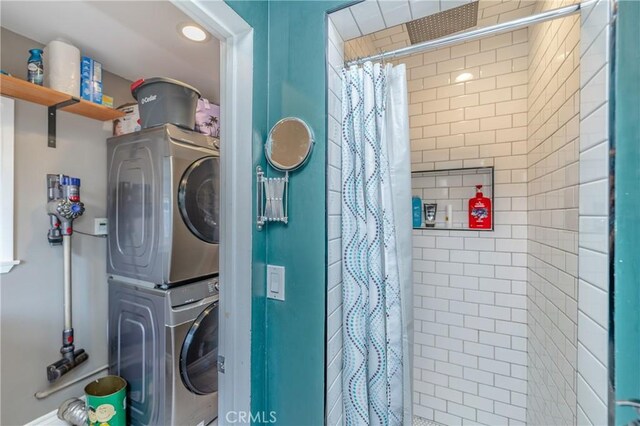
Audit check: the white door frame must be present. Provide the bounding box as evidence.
[0,97,19,273]
[171,1,253,423]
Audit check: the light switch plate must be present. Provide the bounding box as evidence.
[266,265,285,301]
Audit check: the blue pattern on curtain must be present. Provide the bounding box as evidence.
[341,62,404,426]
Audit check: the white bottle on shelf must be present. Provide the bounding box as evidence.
[445,204,453,229]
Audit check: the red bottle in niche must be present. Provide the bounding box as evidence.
[469,184,492,229]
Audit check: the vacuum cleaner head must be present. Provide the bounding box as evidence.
[47,348,89,383]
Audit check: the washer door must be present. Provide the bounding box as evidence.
[179,301,218,395]
[178,156,219,244]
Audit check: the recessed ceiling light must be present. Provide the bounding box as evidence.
[181,24,207,42]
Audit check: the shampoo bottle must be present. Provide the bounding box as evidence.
[468,184,492,229]
[412,196,422,228]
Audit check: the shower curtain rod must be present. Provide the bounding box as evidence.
[345,2,582,67]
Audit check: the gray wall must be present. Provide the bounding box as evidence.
[0,28,132,425]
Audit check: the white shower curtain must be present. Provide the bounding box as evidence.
[341,62,413,426]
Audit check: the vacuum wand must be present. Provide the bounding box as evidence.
[64,235,72,330]
[45,174,88,383]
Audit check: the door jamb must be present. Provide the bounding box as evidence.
[170,2,253,423]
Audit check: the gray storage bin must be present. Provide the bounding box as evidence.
[131,77,201,130]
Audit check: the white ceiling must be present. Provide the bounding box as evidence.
[330,0,474,41]
[0,1,221,103]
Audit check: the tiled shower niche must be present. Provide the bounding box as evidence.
[412,167,494,231]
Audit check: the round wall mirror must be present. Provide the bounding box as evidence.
[265,117,314,171]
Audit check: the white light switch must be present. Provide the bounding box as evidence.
[267,265,285,301]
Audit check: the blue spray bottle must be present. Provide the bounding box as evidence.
[27,49,44,85]
[412,196,422,228]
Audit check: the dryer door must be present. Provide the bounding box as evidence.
[178,156,219,244]
[179,301,218,395]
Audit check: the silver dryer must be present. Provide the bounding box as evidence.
[107,124,219,286]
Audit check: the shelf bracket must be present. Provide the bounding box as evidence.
[48,98,80,148]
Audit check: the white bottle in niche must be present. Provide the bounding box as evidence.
[445,205,453,228]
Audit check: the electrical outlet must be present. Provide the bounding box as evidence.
[94,218,108,235]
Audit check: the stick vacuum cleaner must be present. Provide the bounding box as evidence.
[45,174,88,383]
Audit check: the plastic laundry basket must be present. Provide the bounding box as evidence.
[131,77,201,130]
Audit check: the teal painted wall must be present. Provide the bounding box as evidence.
[264,2,349,424]
[226,1,350,423]
[614,0,640,424]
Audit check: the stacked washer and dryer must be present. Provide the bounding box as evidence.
[106,123,220,426]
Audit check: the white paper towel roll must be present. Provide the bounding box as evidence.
[44,39,80,97]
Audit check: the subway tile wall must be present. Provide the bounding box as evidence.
[344,31,378,62]
[404,29,531,425]
[326,17,345,426]
[577,0,612,424]
[476,0,537,27]
[525,0,581,424]
[329,1,613,424]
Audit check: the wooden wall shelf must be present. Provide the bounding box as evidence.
[0,74,124,121]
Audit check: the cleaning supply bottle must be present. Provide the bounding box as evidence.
[412,196,422,228]
[468,184,492,229]
[27,48,44,85]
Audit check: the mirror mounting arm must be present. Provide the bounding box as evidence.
[256,166,289,230]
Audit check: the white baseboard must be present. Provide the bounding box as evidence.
[25,399,218,425]
[26,397,85,426]
[25,409,66,426]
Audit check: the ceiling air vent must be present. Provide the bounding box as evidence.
[406,1,479,45]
